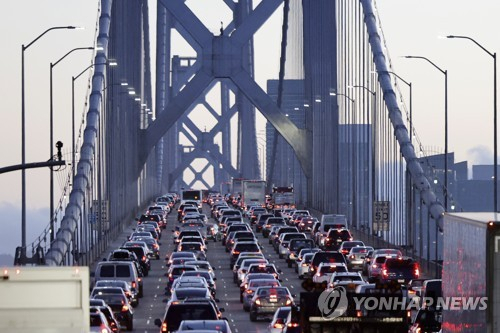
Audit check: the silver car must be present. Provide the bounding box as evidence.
[346,246,373,271]
[297,253,314,279]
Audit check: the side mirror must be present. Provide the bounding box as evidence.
[162,298,169,303]
[219,307,225,313]
[215,298,220,303]
[154,319,162,327]
[213,277,217,281]
[212,267,216,270]
[292,294,297,298]
[278,270,283,274]
[158,242,162,246]
[171,229,175,232]
[279,279,283,282]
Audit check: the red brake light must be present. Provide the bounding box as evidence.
[131,281,136,289]
[287,322,299,328]
[274,322,285,329]
[285,298,292,305]
[161,322,168,332]
[382,268,388,278]
[121,304,129,312]
[414,267,420,277]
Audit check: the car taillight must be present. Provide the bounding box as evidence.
[232,250,240,255]
[372,264,377,268]
[356,310,362,317]
[121,304,129,312]
[161,322,168,332]
[138,277,142,282]
[350,255,355,259]
[131,281,136,289]
[101,325,110,333]
[407,310,412,317]
[246,289,253,294]
[255,298,261,305]
[287,322,299,328]
[382,268,388,278]
[285,298,292,305]
[414,268,420,277]
[244,283,248,289]
[274,322,285,329]
[302,263,308,267]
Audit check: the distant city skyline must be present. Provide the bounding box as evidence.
[1,0,499,256]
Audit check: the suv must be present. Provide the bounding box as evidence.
[309,251,347,278]
[154,300,219,333]
[262,217,286,238]
[93,261,142,298]
[230,241,262,268]
[322,228,353,250]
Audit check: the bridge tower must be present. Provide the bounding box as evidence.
[156,0,260,193]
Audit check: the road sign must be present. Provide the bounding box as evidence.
[373,201,390,232]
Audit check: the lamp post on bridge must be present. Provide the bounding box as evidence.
[446,35,497,212]
[50,46,94,242]
[349,85,376,234]
[404,55,448,212]
[20,25,80,253]
[331,92,356,225]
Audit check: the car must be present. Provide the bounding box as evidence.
[255,213,275,232]
[130,236,161,259]
[225,231,257,252]
[89,305,120,333]
[408,308,442,333]
[154,300,220,333]
[249,286,295,321]
[362,249,375,275]
[277,233,306,259]
[176,242,207,261]
[91,286,133,308]
[286,238,315,267]
[328,272,365,291]
[240,273,277,297]
[367,254,399,282]
[309,251,347,278]
[230,241,262,268]
[322,228,353,250]
[312,262,348,284]
[166,264,198,290]
[267,306,292,333]
[297,253,314,279]
[232,253,267,282]
[174,230,203,245]
[271,227,299,250]
[236,258,269,285]
[89,310,114,333]
[180,271,217,297]
[246,263,282,281]
[95,279,139,307]
[297,216,318,232]
[379,257,420,284]
[346,246,373,271]
[242,278,281,311]
[184,260,216,280]
[178,319,233,333]
[169,276,211,295]
[262,217,286,237]
[92,292,134,331]
[338,240,365,256]
[166,251,197,266]
[170,287,213,302]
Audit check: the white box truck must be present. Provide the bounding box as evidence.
[0,266,90,332]
[442,212,500,333]
[241,180,266,208]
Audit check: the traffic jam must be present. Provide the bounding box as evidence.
[88,187,442,333]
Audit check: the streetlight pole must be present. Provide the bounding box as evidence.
[330,92,355,222]
[21,25,79,251]
[404,56,448,211]
[349,85,376,233]
[50,47,93,242]
[446,35,497,212]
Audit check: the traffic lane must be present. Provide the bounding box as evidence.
[205,217,304,333]
[130,211,178,332]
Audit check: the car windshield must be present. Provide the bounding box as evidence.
[235,243,260,252]
[174,288,208,299]
[249,265,276,274]
[180,243,202,251]
[249,280,280,288]
[351,247,372,254]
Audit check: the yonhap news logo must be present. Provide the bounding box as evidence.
[317,291,488,314]
[317,287,349,319]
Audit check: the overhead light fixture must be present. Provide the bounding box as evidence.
[128,90,135,95]
[134,97,141,101]
[121,82,128,86]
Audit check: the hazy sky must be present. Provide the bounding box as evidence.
[0,0,498,255]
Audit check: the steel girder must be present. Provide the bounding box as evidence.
[139,0,311,179]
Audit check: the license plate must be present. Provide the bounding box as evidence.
[270,298,278,302]
[397,279,405,283]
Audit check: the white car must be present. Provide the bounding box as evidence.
[312,262,348,283]
[267,306,292,333]
[297,253,314,279]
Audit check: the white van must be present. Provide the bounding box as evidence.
[92,261,141,297]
